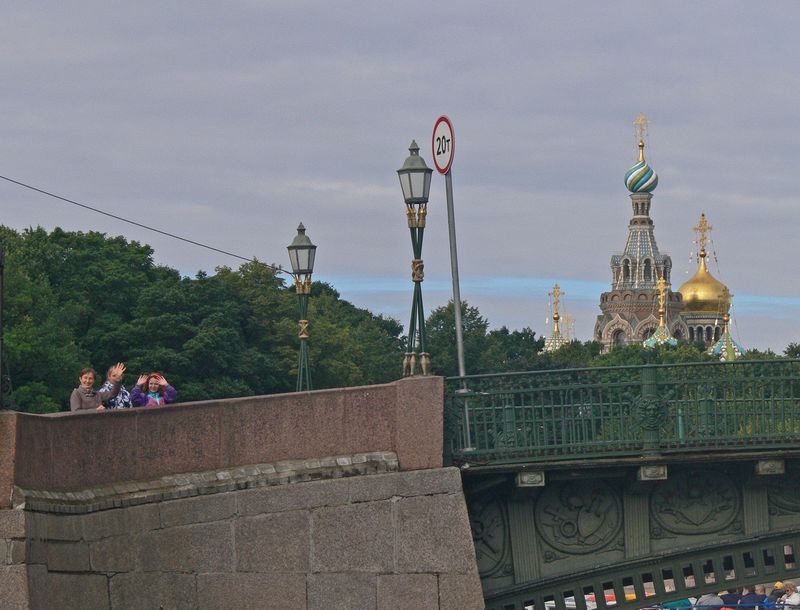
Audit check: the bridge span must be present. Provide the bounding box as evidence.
[445,360,800,610]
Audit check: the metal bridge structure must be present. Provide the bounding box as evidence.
[444,359,800,610]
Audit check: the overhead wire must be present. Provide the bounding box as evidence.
[0,174,286,275]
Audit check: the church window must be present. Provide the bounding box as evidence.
[623,259,630,282]
[644,259,652,281]
[689,327,694,341]
[706,326,713,342]
[714,327,721,341]
[612,329,626,346]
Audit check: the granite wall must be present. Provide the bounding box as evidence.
[0,377,484,608]
[4,467,482,609]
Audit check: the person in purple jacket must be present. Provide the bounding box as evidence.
[131,372,177,407]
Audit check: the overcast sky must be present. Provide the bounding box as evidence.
[2,2,799,352]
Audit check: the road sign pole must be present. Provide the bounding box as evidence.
[445,170,466,380]
[432,115,472,450]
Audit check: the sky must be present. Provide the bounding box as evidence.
[2,2,799,352]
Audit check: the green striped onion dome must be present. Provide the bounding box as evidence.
[624,160,658,193]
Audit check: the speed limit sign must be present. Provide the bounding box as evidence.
[432,116,455,174]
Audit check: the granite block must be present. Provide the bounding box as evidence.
[395,494,476,573]
[377,573,438,610]
[46,541,90,572]
[82,503,159,541]
[8,540,25,564]
[235,511,309,572]
[90,535,141,572]
[395,376,444,470]
[0,565,29,610]
[134,406,223,481]
[238,477,351,516]
[26,539,46,565]
[312,501,393,572]
[110,572,197,610]
[48,412,140,490]
[438,572,485,610]
[349,468,461,503]
[198,573,306,610]
[160,493,236,528]
[35,512,83,541]
[141,521,234,572]
[307,573,376,610]
[0,510,26,538]
[30,571,108,610]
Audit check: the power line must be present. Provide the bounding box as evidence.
[0,174,285,274]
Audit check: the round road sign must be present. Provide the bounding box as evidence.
[432,116,455,174]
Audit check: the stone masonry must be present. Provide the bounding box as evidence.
[0,377,484,608]
[6,465,482,609]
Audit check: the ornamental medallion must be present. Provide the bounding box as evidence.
[469,493,510,577]
[650,470,740,534]
[767,470,800,513]
[534,481,622,554]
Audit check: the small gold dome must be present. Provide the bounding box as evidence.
[678,252,731,314]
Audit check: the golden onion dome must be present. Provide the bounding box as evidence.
[678,250,731,314]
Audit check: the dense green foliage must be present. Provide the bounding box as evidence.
[2,227,795,413]
[1,227,405,412]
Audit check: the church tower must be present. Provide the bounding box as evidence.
[594,114,688,352]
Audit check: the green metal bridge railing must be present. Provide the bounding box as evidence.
[445,359,800,465]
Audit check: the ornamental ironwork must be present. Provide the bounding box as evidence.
[631,395,667,431]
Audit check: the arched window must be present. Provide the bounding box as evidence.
[644,259,652,282]
[715,327,721,341]
[689,327,695,341]
[706,326,713,342]
[613,329,626,346]
[623,259,630,282]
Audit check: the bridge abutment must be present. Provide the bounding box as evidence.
[0,378,484,609]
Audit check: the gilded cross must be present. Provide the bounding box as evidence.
[694,213,713,254]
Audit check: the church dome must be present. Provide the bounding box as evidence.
[624,158,658,193]
[624,137,658,193]
[678,253,731,314]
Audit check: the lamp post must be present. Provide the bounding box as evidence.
[287,223,316,392]
[397,140,433,376]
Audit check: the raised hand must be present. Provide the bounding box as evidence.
[157,375,168,387]
[109,362,126,382]
[137,374,148,386]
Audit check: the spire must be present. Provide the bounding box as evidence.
[625,113,658,193]
[542,284,567,352]
[644,276,678,348]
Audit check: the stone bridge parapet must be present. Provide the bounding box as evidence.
[0,377,484,609]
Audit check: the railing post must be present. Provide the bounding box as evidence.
[456,385,474,451]
[636,365,665,455]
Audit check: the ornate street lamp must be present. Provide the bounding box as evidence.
[397,140,433,376]
[287,223,317,391]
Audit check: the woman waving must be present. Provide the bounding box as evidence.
[131,372,177,407]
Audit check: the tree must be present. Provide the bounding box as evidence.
[425,301,491,377]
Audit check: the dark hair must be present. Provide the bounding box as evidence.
[80,367,97,378]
